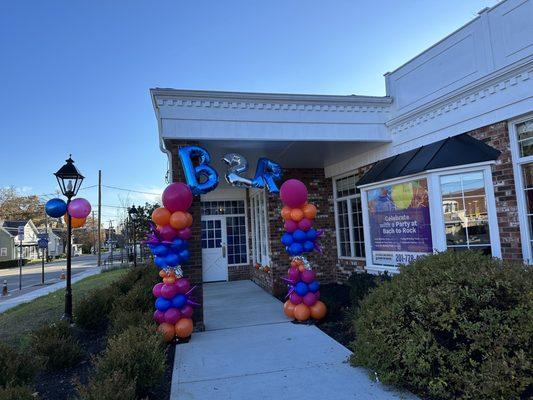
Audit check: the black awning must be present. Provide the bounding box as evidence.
[357,133,501,186]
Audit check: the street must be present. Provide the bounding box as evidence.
[0,253,109,299]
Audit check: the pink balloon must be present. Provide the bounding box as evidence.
[153,310,165,324]
[287,267,300,282]
[152,283,164,298]
[163,183,193,212]
[68,198,91,219]
[301,269,316,284]
[180,304,194,318]
[161,283,178,300]
[280,179,308,208]
[315,290,320,300]
[164,308,182,324]
[298,218,312,231]
[177,227,192,240]
[303,292,317,307]
[175,278,190,294]
[159,225,178,241]
[284,220,298,233]
[289,292,303,305]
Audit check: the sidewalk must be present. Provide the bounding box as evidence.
[0,267,101,314]
[171,280,417,400]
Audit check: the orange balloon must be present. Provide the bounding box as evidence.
[175,318,194,338]
[152,207,171,226]
[281,206,292,220]
[159,270,167,278]
[283,300,296,318]
[169,211,189,230]
[310,301,327,320]
[163,276,176,284]
[302,203,317,219]
[294,304,311,321]
[290,208,304,222]
[168,269,176,277]
[298,265,306,272]
[157,322,175,343]
[184,212,193,228]
[64,214,86,228]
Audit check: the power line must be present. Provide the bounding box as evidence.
[102,185,161,196]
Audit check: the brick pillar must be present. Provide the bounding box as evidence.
[166,140,204,331]
[266,168,336,296]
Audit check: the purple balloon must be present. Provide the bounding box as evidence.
[288,267,300,282]
[284,220,298,233]
[280,179,308,208]
[162,183,193,212]
[315,290,320,300]
[152,283,164,298]
[301,269,316,284]
[175,278,190,294]
[298,218,312,231]
[303,292,317,306]
[181,304,194,318]
[164,308,182,324]
[153,310,165,324]
[161,283,178,300]
[289,292,303,305]
[159,225,179,241]
[177,227,192,240]
[68,198,91,219]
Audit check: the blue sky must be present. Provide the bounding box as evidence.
[0,0,496,224]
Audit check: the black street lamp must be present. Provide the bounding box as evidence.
[128,205,138,268]
[54,156,84,323]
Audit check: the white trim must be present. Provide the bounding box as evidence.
[508,112,533,263]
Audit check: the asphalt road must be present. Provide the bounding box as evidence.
[0,253,108,295]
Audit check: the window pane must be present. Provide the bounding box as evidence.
[517,119,533,157]
[445,222,467,245]
[336,200,351,257]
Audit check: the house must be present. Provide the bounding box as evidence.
[1,220,41,260]
[150,0,533,298]
[45,226,63,257]
[0,226,15,261]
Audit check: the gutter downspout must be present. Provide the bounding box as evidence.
[150,90,174,183]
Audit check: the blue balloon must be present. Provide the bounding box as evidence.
[295,282,309,296]
[293,229,307,243]
[45,198,67,218]
[155,297,172,312]
[152,244,168,257]
[288,242,303,256]
[251,157,282,194]
[308,280,320,293]
[306,228,317,241]
[154,256,167,269]
[178,145,219,195]
[179,249,190,263]
[281,233,293,246]
[303,240,315,252]
[171,238,184,251]
[172,294,187,308]
[165,253,180,267]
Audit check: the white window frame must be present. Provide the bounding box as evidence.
[250,189,270,266]
[360,162,501,275]
[509,113,533,264]
[333,172,365,260]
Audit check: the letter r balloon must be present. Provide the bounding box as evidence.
[178,145,219,195]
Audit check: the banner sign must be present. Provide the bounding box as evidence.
[366,178,432,266]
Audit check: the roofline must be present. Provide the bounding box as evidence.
[150,88,392,105]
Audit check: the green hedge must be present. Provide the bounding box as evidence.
[0,259,29,269]
[0,342,37,387]
[350,251,533,400]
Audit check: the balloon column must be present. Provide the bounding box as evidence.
[280,179,327,322]
[45,197,91,227]
[146,182,199,343]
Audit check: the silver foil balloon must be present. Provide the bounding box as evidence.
[222,153,254,188]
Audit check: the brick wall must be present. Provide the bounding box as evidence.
[166,139,205,331]
[228,264,250,281]
[469,121,522,261]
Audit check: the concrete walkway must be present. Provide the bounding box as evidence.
[171,280,417,400]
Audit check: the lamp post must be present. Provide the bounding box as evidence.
[54,156,84,323]
[128,205,138,268]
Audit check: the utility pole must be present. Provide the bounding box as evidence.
[97,170,102,266]
[91,210,96,254]
[109,220,114,266]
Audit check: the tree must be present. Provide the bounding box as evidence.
[72,215,104,254]
[0,187,46,225]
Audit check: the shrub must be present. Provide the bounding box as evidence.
[0,385,37,400]
[108,309,153,336]
[75,287,117,331]
[350,251,533,400]
[347,271,390,305]
[109,267,144,295]
[91,324,166,398]
[29,322,85,371]
[0,342,37,387]
[77,371,135,400]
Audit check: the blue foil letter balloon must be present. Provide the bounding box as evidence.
[178,145,219,195]
[252,158,282,194]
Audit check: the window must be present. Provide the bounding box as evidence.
[0,248,6,257]
[335,174,365,258]
[440,172,491,255]
[226,216,247,265]
[250,190,269,265]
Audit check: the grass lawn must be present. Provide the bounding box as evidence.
[0,268,129,347]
